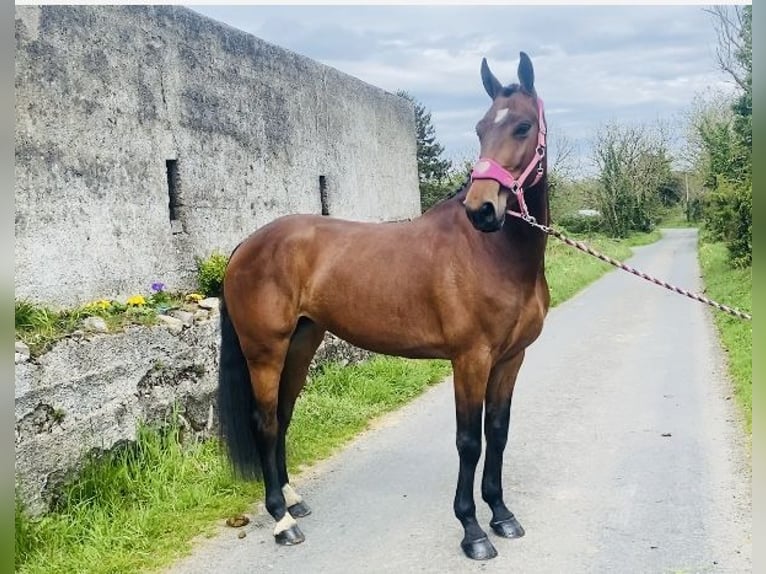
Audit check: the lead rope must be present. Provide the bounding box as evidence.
[509,212,752,322]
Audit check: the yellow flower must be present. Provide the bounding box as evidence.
[127,295,146,306]
[86,299,112,311]
[185,293,204,302]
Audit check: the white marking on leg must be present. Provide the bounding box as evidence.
[282,483,303,507]
[494,108,509,124]
[273,511,297,536]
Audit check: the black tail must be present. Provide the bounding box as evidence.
[217,293,261,478]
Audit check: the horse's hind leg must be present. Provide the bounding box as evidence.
[482,351,526,539]
[246,349,305,545]
[276,318,326,518]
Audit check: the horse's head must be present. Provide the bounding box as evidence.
[464,52,546,232]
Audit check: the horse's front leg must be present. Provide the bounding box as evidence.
[482,351,526,538]
[452,353,496,560]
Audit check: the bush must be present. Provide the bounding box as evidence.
[702,178,751,267]
[196,252,229,297]
[558,212,604,234]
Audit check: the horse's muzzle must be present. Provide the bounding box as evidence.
[466,201,504,232]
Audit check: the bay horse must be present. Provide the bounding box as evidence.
[218,51,550,560]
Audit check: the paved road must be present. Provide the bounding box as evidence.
[168,229,751,574]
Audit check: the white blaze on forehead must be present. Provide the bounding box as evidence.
[273,512,297,535]
[494,108,509,124]
[282,484,303,507]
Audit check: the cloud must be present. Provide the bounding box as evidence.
[191,5,737,171]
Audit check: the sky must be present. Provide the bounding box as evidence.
[191,5,737,177]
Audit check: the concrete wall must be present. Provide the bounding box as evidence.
[15,5,420,307]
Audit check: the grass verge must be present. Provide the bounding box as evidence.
[698,240,752,432]
[16,228,661,573]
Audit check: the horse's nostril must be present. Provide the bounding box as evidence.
[479,202,495,220]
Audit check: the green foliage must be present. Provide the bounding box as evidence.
[396,91,455,212]
[15,300,56,332]
[549,174,686,237]
[196,252,229,297]
[687,195,705,223]
[658,204,698,228]
[697,111,748,186]
[691,5,751,266]
[549,177,596,223]
[591,122,676,237]
[420,164,472,213]
[731,6,752,157]
[15,300,102,355]
[557,212,604,235]
[702,179,751,266]
[15,498,39,571]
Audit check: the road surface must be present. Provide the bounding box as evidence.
[168,228,751,574]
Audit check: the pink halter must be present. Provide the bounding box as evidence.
[470,98,547,219]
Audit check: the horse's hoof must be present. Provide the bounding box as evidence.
[490,515,525,539]
[461,536,498,560]
[288,501,312,518]
[274,524,305,546]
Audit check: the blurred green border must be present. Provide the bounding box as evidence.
[751,1,762,571]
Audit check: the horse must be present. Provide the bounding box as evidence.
[217,51,550,561]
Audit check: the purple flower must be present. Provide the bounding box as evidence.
[150,281,166,293]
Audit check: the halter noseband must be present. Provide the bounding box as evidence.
[470,98,547,220]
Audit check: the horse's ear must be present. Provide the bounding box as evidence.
[518,51,535,94]
[481,58,503,100]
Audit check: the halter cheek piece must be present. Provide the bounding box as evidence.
[470,98,547,221]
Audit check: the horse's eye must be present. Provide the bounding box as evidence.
[514,123,532,137]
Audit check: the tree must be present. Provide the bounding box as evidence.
[548,131,578,182]
[397,91,453,212]
[590,122,675,237]
[546,130,578,214]
[706,6,751,93]
[705,5,751,178]
[695,5,752,265]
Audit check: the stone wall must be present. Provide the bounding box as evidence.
[15,5,419,307]
[14,302,372,515]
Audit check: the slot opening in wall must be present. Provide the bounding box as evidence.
[319,175,329,216]
[166,159,179,221]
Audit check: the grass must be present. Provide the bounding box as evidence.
[16,423,261,574]
[15,300,159,356]
[698,240,752,432]
[15,227,662,573]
